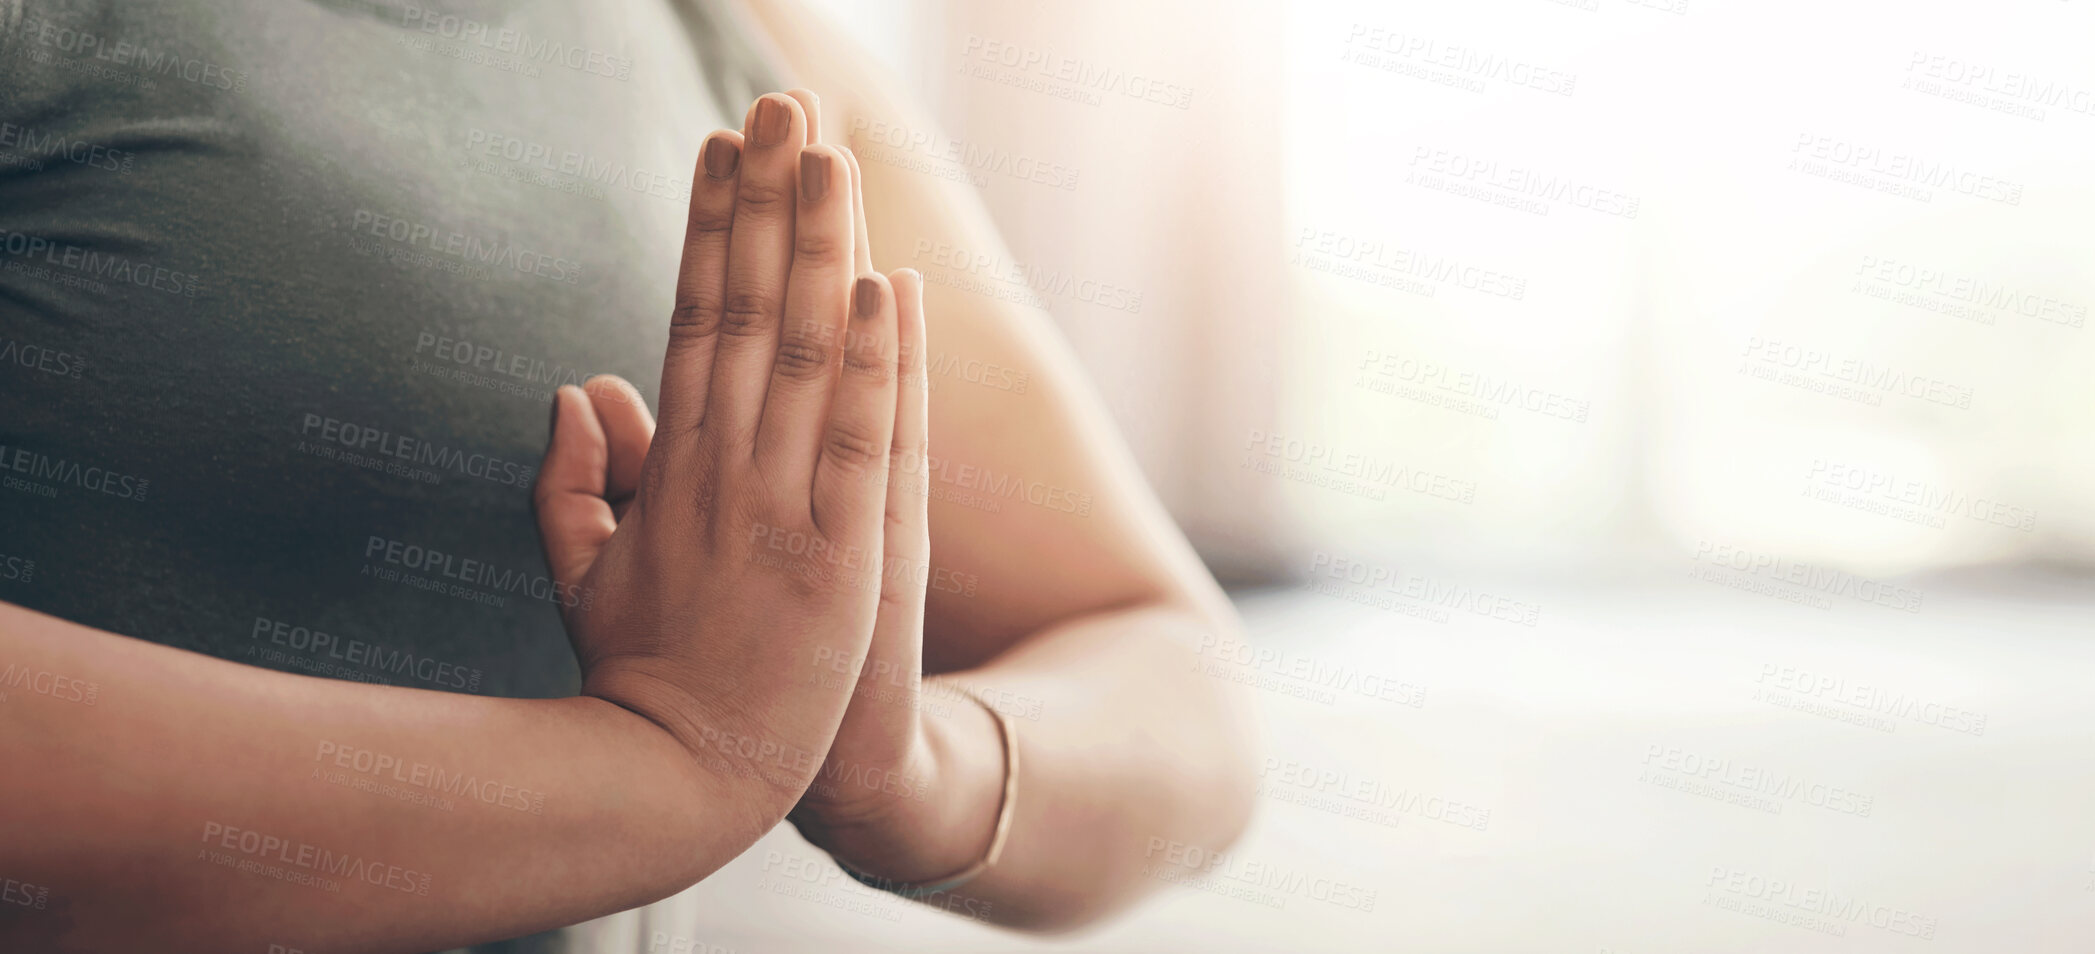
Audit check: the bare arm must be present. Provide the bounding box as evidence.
[736,2,1261,930]
[0,600,750,953]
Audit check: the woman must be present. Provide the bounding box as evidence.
[0,0,1254,950]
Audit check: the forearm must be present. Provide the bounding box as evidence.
[0,601,781,953]
[834,602,1259,930]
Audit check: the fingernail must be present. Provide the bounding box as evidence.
[800,150,830,203]
[702,137,740,179]
[854,276,881,319]
[753,96,790,146]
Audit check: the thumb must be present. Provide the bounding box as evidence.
[534,385,618,599]
[581,374,656,521]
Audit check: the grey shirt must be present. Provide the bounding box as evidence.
[0,0,772,707]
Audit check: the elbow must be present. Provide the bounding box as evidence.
[1177,598,1262,854]
[1051,600,1263,935]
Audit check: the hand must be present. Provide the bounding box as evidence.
[532,90,901,827]
[759,93,1005,889]
[784,264,988,884]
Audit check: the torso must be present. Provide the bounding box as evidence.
[0,0,762,698]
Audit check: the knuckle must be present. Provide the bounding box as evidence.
[841,348,893,383]
[688,202,736,237]
[877,571,919,610]
[791,232,844,264]
[719,289,776,338]
[822,423,885,473]
[772,340,832,381]
[669,299,720,335]
[735,179,792,215]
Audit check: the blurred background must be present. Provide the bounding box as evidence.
[802,0,2095,583]
[588,0,2095,951]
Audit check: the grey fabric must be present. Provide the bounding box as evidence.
[0,2,773,945]
[0,0,767,699]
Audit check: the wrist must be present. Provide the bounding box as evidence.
[797,690,1006,885]
[585,663,822,819]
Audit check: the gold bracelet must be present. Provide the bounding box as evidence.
[836,690,1019,899]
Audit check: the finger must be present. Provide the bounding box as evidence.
[756,144,857,493]
[811,272,898,541]
[533,386,617,597]
[786,88,821,143]
[856,267,930,737]
[888,268,929,514]
[582,375,655,522]
[843,147,873,274]
[884,268,930,600]
[656,130,741,457]
[705,92,808,457]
